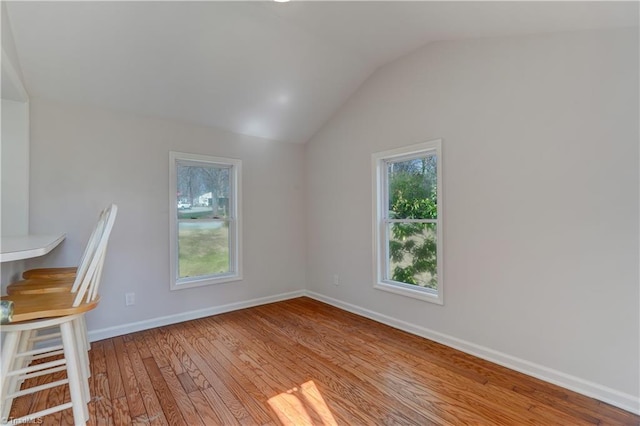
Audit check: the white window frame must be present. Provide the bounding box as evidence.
[169,151,242,290]
[372,139,443,304]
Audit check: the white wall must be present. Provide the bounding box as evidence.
[305,28,639,408]
[0,98,30,287]
[1,2,31,286]
[1,99,29,237]
[26,98,306,333]
[1,2,24,86]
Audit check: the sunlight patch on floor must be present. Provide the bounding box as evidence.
[268,380,337,426]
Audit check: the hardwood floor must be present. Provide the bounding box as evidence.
[8,297,640,425]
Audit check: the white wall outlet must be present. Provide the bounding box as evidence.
[125,292,135,306]
[332,274,340,286]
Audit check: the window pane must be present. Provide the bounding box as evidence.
[178,220,230,278]
[176,163,232,280]
[387,222,437,289]
[177,164,231,219]
[387,155,437,220]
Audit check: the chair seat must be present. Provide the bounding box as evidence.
[1,294,99,323]
[7,278,74,296]
[22,267,78,280]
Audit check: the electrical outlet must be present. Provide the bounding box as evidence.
[125,292,135,306]
[332,274,340,286]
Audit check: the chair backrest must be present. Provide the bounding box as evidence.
[71,207,109,291]
[72,204,118,307]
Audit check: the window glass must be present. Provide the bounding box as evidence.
[176,164,231,279]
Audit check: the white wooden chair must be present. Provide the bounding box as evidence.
[6,205,113,383]
[1,204,117,425]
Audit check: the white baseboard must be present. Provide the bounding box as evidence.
[306,291,640,415]
[88,290,305,342]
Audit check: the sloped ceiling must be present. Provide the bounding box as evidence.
[4,1,638,143]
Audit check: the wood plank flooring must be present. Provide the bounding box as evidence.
[8,297,640,425]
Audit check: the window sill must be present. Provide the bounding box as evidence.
[374,281,443,305]
[171,274,242,291]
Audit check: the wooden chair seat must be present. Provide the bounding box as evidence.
[20,207,108,284]
[7,277,74,296]
[22,267,77,280]
[1,294,99,323]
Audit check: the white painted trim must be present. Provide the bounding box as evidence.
[305,291,640,415]
[88,290,305,342]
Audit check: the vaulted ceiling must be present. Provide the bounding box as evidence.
[4,1,638,143]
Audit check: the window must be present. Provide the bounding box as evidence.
[169,152,242,290]
[372,139,443,304]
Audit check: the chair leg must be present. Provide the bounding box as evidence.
[60,322,87,425]
[72,317,91,406]
[1,331,21,422]
[78,315,91,376]
[79,316,90,352]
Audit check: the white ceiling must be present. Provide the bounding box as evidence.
[5,1,638,144]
